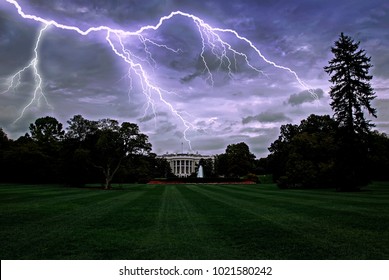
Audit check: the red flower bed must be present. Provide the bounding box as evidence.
[148,180,255,184]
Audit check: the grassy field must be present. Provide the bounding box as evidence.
[1,182,389,259]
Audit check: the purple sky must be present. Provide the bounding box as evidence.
[0,0,388,158]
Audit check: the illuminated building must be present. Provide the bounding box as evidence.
[158,152,213,177]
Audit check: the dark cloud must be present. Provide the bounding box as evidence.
[181,71,200,83]
[286,88,324,106]
[155,121,177,135]
[191,137,227,154]
[242,112,291,124]
[0,11,39,75]
[15,0,170,29]
[239,127,264,134]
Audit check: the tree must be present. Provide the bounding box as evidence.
[61,115,98,186]
[324,33,377,135]
[367,131,389,181]
[214,153,229,177]
[267,123,300,181]
[151,155,174,178]
[0,128,9,147]
[3,133,55,183]
[27,117,65,182]
[29,116,65,144]
[0,128,10,182]
[88,119,152,189]
[267,115,338,188]
[324,33,377,190]
[225,142,256,177]
[65,114,98,141]
[63,116,153,187]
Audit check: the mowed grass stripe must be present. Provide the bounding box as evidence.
[217,183,389,205]
[0,185,157,259]
[204,184,389,218]
[185,184,389,259]
[181,184,306,259]
[0,186,147,225]
[0,185,139,217]
[203,184,389,235]
[136,185,242,259]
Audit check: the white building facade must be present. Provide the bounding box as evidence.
[158,153,213,177]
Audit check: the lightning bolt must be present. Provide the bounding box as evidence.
[1,23,52,123]
[2,0,316,151]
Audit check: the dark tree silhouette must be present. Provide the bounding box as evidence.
[65,114,98,141]
[225,142,256,177]
[87,119,152,189]
[27,117,65,182]
[267,115,338,188]
[29,116,65,143]
[324,33,377,134]
[0,128,10,182]
[324,33,377,190]
[0,128,9,150]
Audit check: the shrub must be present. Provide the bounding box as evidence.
[245,173,260,183]
[277,176,290,189]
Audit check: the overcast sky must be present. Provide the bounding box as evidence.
[0,0,388,158]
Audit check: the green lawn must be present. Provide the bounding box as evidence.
[1,183,388,259]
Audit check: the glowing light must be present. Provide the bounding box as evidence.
[2,23,52,123]
[2,0,315,150]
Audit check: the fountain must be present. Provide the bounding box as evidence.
[197,165,204,178]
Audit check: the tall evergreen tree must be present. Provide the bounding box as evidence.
[324,33,377,190]
[324,33,377,135]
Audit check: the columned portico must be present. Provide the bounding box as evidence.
[158,152,213,177]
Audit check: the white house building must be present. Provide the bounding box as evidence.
[158,152,214,177]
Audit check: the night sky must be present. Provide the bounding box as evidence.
[0,0,388,158]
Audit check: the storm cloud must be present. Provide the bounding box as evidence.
[242,112,291,124]
[286,88,324,106]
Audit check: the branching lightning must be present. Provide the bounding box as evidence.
[1,23,52,123]
[2,0,315,151]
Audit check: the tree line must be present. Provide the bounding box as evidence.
[0,115,172,189]
[264,114,389,190]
